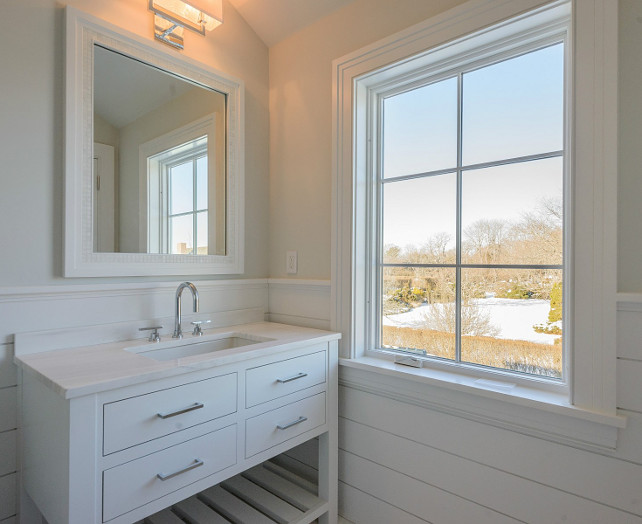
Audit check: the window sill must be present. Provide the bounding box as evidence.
[338,357,626,451]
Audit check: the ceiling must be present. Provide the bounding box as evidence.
[226,0,355,47]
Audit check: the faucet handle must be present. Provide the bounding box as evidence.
[139,326,163,342]
[191,320,211,336]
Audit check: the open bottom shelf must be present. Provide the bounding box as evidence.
[139,460,327,524]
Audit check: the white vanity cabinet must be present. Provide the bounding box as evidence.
[17,325,339,524]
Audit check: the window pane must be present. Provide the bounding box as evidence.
[170,214,193,254]
[169,161,193,215]
[381,267,456,360]
[460,268,563,378]
[383,174,456,264]
[383,77,458,179]
[462,44,564,165]
[461,158,563,265]
[196,155,208,211]
[196,211,208,254]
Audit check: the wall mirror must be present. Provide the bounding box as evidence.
[64,7,244,277]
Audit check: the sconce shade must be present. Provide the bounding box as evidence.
[149,0,223,35]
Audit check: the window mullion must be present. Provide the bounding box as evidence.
[193,158,198,255]
[455,72,463,364]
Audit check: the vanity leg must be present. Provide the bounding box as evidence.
[319,340,339,524]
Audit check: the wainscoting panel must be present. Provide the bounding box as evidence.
[0,279,268,524]
[267,279,331,330]
[269,281,642,523]
[0,474,16,522]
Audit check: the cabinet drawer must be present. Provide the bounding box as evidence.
[103,424,237,522]
[245,348,326,408]
[103,373,237,455]
[245,392,326,458]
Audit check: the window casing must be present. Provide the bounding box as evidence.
[333,0,621,437]
[371,36,568,388]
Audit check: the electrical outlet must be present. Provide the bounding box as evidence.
[286,251,297,274]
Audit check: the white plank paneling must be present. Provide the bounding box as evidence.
[0,517,16,524]
[617,309,642,360]
[267,279,331,329]
[0,431,16,478]
[617,359,642,412]
[0,346,16,389]
[615,410,642,464]
[339,481,430,524]
[0,388,16,434]
[339,449,520,524]
[339,386,642,517]
[0,474,16,521]
[0,279,269,344]
[340,417,639,523]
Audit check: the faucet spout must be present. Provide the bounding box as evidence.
[173,282,199,339]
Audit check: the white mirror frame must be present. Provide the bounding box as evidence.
[64,6,244,277]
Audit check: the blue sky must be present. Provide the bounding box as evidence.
[382,43,565,251]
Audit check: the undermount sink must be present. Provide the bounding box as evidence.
[127,333,273,361]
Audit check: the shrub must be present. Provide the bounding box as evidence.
[382,325,562,378]
[548,281,563,323]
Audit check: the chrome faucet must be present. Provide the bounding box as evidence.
[173,282,199,339]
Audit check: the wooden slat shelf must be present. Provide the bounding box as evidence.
[138,459,327,524]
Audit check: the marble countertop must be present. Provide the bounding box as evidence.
[14,322,340,399]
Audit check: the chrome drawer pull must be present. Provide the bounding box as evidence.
[277,415,308,430]
[156,459,204,481]
[276,372,308,384]
[157,402,204,419]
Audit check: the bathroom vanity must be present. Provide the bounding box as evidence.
[15,321,339,524]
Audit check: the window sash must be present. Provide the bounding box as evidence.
[372,37,568,384]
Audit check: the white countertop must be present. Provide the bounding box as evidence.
[14,322,340,399]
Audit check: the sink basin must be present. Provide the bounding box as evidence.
[127,333,273,361]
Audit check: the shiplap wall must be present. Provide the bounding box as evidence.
[0,279,269,523]
[270,282,642,524]
[3,280,641,523]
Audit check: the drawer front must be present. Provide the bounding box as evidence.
[103,424,237,522]
[103,373,237,455]
[245,348,326,408]
[245,392,326,458]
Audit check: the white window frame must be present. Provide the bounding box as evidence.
[331,0,624,450]
[139,114,216,254]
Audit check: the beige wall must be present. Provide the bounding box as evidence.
[268,0,642,294]
[0,0,269,285]
[268,0,468,279]
[618,0,642,292]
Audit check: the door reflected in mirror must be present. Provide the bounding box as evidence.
[93,45,226,255]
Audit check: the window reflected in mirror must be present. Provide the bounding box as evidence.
[93,44,226,255]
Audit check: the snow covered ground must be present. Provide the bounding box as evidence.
[383,298,559,345]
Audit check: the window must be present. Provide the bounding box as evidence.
[333,0,621,442]
[148,137,209,255]
[378,42,566,380]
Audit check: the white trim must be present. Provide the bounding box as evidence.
[0,279,268,303]
[64,7,245,277]
[339,359,625,452]
[616,293,642,312]
[332,0,618,418]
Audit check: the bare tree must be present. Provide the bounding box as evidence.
[421,301,500,337]
[463,219,510,264]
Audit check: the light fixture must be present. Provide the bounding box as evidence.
[149,0,222,49]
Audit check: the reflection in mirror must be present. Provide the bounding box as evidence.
[93,45,226,256]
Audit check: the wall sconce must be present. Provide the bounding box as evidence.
[149,0,222,49]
